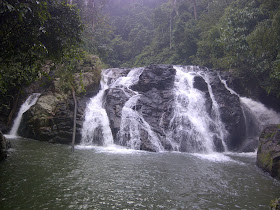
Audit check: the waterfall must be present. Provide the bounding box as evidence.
[118,68,164,151]
[9,93,41,137]
[80,65,280,152]
[81,67,164,151]
[219,75,280,137]
[81,69,114,146]
[167,66,227,153]
[240,97,280,126]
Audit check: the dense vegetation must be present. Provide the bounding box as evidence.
[0,0,84,123]
[1,0,280,125]
[88,0,280,99]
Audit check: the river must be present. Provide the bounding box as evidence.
[0,138,279,209]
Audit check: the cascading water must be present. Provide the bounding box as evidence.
[8,93,41,137]
[80,65,280,153]
[219,75,280,137]
[81,67,164,151]
[81,69,114,146]
[117,69,164,151]
[167,66,227,153]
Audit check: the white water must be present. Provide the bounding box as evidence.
[81,66,280,154]
[240,97,280,126]
[8,93,40,137]
[116,68,164,151]
[81,69,114,146]
[219,74,280,130]
[168,66,227,153]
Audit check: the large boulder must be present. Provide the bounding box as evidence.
[19,70,100,144]
[104,65,176,151]
[0,131,10,161]
[104,65,249,152]
[257,124,280,180]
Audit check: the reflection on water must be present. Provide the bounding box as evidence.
[0,138,279,209]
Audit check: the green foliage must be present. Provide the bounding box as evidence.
[0,0,83,119]
[270,198,280,210]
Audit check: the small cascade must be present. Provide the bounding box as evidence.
[81,69,114,146]
[219,74,280,140]
[9,93,41,137]
[113,67,164,151]
[240,97,280,126]
[119,93,164,152]
[168,66,227,153]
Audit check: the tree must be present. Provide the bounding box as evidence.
[0,0,83,122]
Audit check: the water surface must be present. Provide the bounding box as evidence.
[0,138,279,209]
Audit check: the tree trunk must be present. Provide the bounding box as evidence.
[170,12,172,49]
[193,0,198,20]
[71,87,77,152]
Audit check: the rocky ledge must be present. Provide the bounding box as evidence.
[257,124,280,180]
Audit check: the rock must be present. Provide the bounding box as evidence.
[257,124,280,180]
[105,65,176,151]
[271,198,280,210]
[18,64,258,153]
[208,71,247,151]
[18,71,100,144]
[19,92,90,144]
[0,131,10,161]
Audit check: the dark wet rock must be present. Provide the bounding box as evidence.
[0,131,10,161]
[257,124,280,180]
[104,88,131,141]
[207,71,247,151]
[131,64,175,92]
[105,65,176,151]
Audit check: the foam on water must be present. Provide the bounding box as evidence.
[224,151,257,158]
[76,144,145,154]
[192,153,245,164]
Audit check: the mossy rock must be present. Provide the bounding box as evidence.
[257,125,280,180]
[271,198,280,210]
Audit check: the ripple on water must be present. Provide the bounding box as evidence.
[0,139,279,209]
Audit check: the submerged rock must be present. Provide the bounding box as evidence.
[257,124,280,180]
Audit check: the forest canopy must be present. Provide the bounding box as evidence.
[84,0,280,98]
[1,0,280,123]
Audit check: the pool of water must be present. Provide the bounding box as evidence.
[0,138,279,209]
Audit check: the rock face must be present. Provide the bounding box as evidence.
[103,65,252,152]
[18,70,100,144]
[257,125,280,180]
[105,65,176,151]
[207,71,246,151]
[18,64,262,152]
